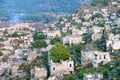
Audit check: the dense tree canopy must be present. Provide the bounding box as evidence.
[31,31,47,49]
[11,32,19,37]
[91,0,109,6]
[31,40,47,49]
[0,0,90,22]
[50,35,61,45]
[50,44,73,62]
[91,13,103,20]
[111,28,120,35]
[33,31,46,40]
[83,34,92,44]
[95,33,107,51]
[97,22,105,27]
[70,44,84,53]
[117,9,120,15]
[0,51,3,56]
[20,14,55,23]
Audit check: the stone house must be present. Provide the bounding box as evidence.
[92,33,102,42]
[10,64,19,77]
[106,34,120,51]
[19,34,33,48]
[81,27,89,34]
[92,26,104,33]
[82,22,91,26]
[111,1,118,5]
[83,73,103,80]
[74,19,81,24]
[62,27,68,33]
[1,50,11,56]
[3,40,13,50]
[31,67,47,80]
[0,62,10,75]
[65,23,71,28]
[84,9,90,14]
[48,76,62,80]
[27,51,38,63]
[117,18,120,26]
[62,35,84,46]
[0,68,5,76]
[84,14,92,20]
[72,28,84,36]
[81,50,111,68]
[101,8,108,14]
[50,59,74,76]
[14,49,31,56]
[46,30,61,39]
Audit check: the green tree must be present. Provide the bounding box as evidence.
[11,32,19,37]
[33,31,46,40]
[83,34,92,44]
[95,33,107,51]
[0,38,3,42]
[3,29,8,34]
[50,44,73,62]
[91,13,103,20]
[22,56,27,61]
[102,0,109,6]
[31,40,47,49]
[97,22,105,27]
[91,0,101,6]
[117,9,120,14]
[91,0,109,6]
[0,51,3,56]
[50,35,61,45]
[111,28,120,35]
[70,44,84,53]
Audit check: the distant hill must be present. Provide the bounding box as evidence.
[0,0,91,22]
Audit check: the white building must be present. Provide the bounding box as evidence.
[62,35,84,46]
[84,9,90,13]
[31,67,47,80]
[11,65,19,77]
[50,59,74,76]
[62,27,68,33]
[83,73,103,80]
[19,34,33,48]
[106,34,120,51]
[46,30,61,39]
[92,33,102,42]
[72,28,85,36]
[27,51,38,63]
[84,14,92,20]
[81,50,111,68]
[92,26,104,33]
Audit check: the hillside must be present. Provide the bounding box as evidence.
[0,0,91,22]
[2,0,91,14]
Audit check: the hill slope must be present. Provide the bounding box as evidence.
[0,0,91,22]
